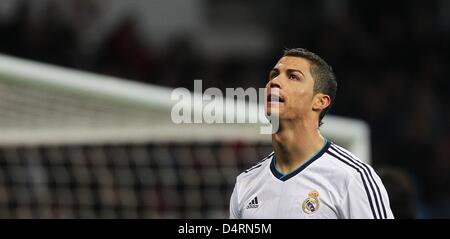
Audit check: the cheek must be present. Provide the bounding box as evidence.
[297,89,307,96]
[294,89,312,101]
[288,90,314,112]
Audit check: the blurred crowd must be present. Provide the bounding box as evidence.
[0,0,449,218]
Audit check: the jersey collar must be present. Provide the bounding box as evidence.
[270,139,330,181]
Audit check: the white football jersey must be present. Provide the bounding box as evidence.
[229,140,394,219]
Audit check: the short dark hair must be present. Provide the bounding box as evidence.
[282,48,337,126]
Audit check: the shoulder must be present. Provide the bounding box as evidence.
[322,142,376,181]
[235,151,273,183]
[323,142,385,191]
[324,142,393,219]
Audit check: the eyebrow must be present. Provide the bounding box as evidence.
[270,67,305,77]
[286,68,305,77]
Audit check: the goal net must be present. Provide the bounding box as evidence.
[0,54,371,218]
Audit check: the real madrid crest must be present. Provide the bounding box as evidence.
[302,190,320,214]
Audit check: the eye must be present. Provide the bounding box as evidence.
[289,74,299,81]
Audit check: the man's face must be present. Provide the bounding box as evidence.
[265,56,316,120]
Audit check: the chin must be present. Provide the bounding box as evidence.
[265,108,282,119]
[266,103,284,114]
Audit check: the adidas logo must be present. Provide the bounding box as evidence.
[246,196,259,209]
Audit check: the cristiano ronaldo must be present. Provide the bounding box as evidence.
[229,48,394,219]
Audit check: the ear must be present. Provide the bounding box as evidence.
[312,93,331,112]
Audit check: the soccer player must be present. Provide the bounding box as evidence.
[229,48,394,219]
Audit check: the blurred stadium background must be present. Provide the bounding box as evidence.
[0,0,448,218]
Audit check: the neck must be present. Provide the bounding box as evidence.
[272,119,325,174]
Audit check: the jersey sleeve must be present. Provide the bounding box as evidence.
[371,171,395,219]
[229,180,241,219]
[340,175,395,219]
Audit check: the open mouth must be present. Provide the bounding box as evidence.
[267,94,285,103]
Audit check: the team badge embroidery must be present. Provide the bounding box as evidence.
[302,191,320,214]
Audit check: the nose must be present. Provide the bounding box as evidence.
[267,74,282,90]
